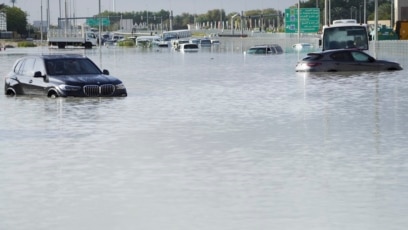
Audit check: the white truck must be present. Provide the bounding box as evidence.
[48,26,98,49]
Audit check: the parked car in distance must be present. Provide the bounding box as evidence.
[295,49,403,72]
[199,38,212,47]
[4,54,127,97]
[292,43,314,52]
[246,44,284,55]
[179,43,199,52]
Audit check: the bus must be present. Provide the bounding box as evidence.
[162,29,192,41]
[320,19,370,51]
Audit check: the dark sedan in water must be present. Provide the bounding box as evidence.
[295,49,403,72]
[4,54,127,97]
[247,44,284,55]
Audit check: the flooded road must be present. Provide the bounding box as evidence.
[1,43,408,230]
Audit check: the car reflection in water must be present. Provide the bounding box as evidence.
[4,54,127,98]
[296,49,403,72]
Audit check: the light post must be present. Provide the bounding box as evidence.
[350,6,356,19]
[364,0,366,24]
[98,0,101,47]
[40,0,43,43]
[390,0,394,28]
[359,5,362,23]
[231,13,239,35]
[324,0,328,25]
[324,0,331,25]
[298,0,300,42]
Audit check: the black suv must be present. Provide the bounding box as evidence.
[4,54,127,97]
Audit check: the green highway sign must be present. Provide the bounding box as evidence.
[285,8,320,33]
[86,18,110,26]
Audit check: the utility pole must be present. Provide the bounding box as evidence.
[47,0,50,32]
[364,0,367,24]
[298,0,300,42]
[99,0,101,48]
[40,0,43,44]
[324,0,328,25]
[170,10,173,31]
[391,0,394,28]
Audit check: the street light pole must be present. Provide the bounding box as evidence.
[98,0,101,47]
[47,0,50,32]
[298,0,300,42]
[231,13,239,35]
[40,0,43,44]
[391,0,394,28]
[324,0,328,25]
[374,0,378,58]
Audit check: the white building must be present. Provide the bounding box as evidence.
[0,12,6,31]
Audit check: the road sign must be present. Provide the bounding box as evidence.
[285,8,320,33]
[86,18,110,27]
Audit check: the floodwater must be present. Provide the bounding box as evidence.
[1,41,408,230]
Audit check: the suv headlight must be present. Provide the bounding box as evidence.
[115,83,126,90]
[59,84,81,91]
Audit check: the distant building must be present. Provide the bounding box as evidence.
[395,0,408,21]
[0,11,11,39]
[0,12,6,31]
[33,20,48,33]
[120,19,133,32]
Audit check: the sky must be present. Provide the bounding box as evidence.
[6,0,299,24]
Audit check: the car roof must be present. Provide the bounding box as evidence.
[307,49,362,55]
[253,44,281,48]
[41,54,87,60]
[20,54,88,60]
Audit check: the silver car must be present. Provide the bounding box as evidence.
[247,44,283,55]
[295,49,403,72]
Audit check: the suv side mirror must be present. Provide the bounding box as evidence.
[102,69,109,75]
[34,71,49,82]
[33,71,43,78]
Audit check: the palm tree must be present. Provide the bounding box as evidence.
[10,0,16,7]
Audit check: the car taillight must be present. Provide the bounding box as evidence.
[307,62,322,67]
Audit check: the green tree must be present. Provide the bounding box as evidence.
[5,6,27,37]
[368,2,391,20]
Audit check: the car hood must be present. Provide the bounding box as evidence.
[49,74,123,85]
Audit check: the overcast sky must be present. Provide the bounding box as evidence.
[9,0,299,24]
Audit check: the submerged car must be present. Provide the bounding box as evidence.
[295,49,403,72]
[179,43,199,52]
[247,44,283,55]
[4,54,127,97]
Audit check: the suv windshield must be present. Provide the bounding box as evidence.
[248,47,266,54]
[322,26,369,50]
[45,58,101,75]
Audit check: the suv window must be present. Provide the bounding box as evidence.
[270,47,277,54]
[351,51,370,62]
[45,58,102,75]
[14,60,23,74]
[274,46,283,53]
[330,51,353,61]
[21,58,35,76]
[33,58,46,74]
